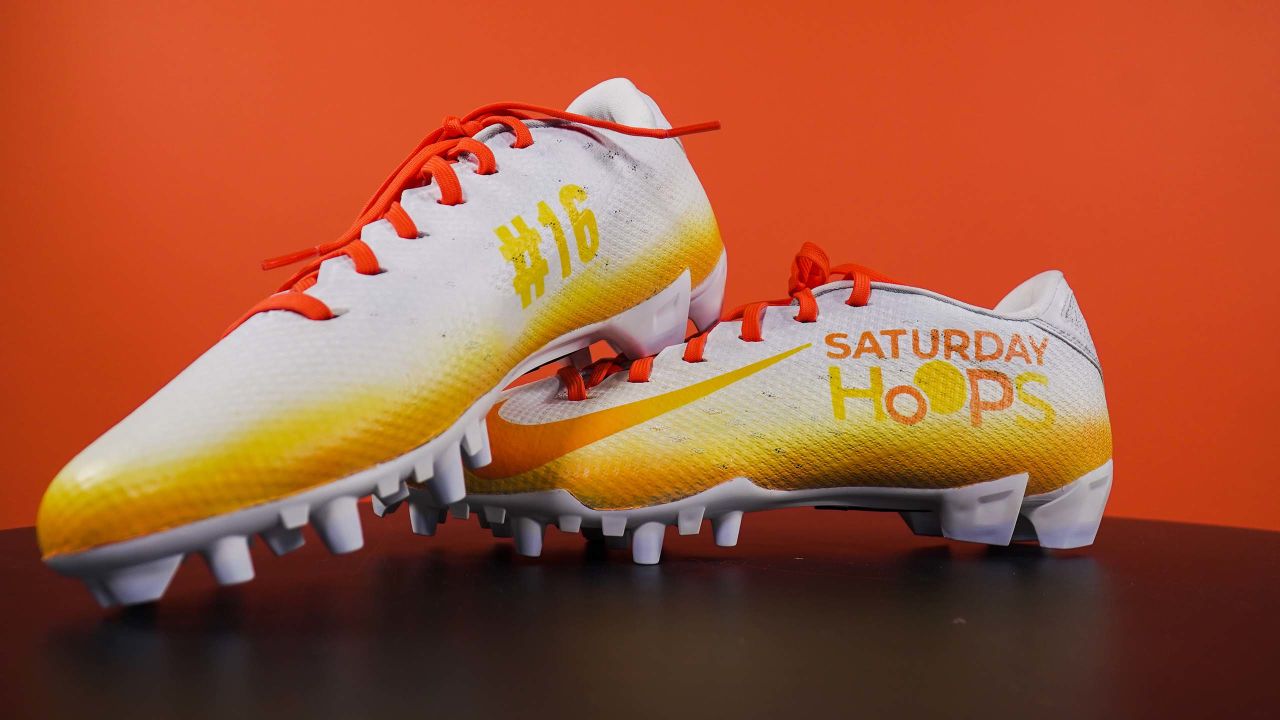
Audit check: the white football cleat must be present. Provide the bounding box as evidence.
[467,243,1113,563]
[39,78,727,606]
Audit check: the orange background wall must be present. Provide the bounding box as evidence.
[1,2,1277,532]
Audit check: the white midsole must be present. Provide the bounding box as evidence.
[467,458,1115,551]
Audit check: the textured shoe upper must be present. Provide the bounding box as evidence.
[39,79,724,557]
[469,245,1112,509]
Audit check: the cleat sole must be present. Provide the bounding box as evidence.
[467,459,1113,565]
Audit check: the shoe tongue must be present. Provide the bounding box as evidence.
[566,78,671,130]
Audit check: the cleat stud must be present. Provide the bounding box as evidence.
[279,505,309,530]
[1022,462,1113,549]
[938,473,1028,545]
[375,475,408,503]
[712,511,743,547]
[412,457,434,484]
[462,418,492,469]
[202,535,254,586]
[371,495,402,518]
[313,496,364,554]
[407,488,440,536]
[557,515,582,534]
[428,443,466,505]
[408,504,439,536]
[601,515,627,537]
[483,505,508,526]
[677,507,705,536]
[262,525,306,556]
[491,519,513,539]
[101,554,183,607]
[900,511,942,537]
[449,502,471,520]
[512,517,545,557]
[631,522,666,565]
[372,477,409,516]
[85,580,115,608]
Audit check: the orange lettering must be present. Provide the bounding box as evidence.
[1005,334,1032,364]
[1029,336,1049,365]
[853,331,886,359]
[967,368,1013,426]
[885,385,927,425]
[880,329,906,359]
[943,329,971,361]
[912,328,939,359]
[974,330,1004,362]
[825,332,852,359]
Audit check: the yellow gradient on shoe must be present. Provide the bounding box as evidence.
[38,217,722,559]
[466,354,1113,511]
[479,344,811,478]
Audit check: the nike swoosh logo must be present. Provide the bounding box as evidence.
[477,343,811,478]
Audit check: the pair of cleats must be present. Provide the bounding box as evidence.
[38,79,1113,608]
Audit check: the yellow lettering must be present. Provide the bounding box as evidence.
[560,184,599,263]
[495,216,549,308]
[1015,372,1056,426]
[829,365,885,421]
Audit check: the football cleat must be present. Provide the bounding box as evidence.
[467,243,1113,564]
[38,78,727,605]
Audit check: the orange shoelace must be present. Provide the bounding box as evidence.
[225,103,720,336]
[557,242,896,400]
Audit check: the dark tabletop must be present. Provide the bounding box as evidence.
[1,507,1276,719]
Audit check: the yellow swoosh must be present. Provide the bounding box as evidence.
[477,344,811,478]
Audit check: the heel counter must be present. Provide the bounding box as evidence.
[1039,277,1101,369]
[1036,276,1113,463]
